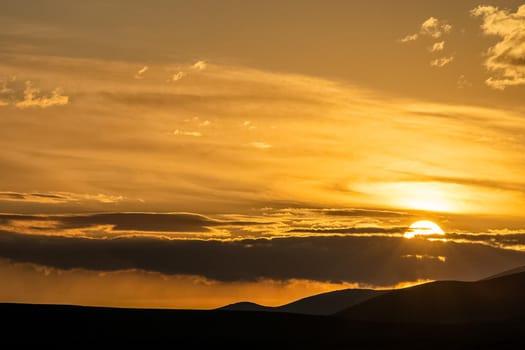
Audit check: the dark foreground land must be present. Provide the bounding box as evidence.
[5,271,525,347]
[2,303,525,348]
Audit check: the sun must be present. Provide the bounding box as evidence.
[404,220,445,239]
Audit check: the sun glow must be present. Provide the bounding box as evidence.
[404,220,445,239]
[394,182,458,212]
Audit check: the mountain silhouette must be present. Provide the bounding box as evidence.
[219,288,385,315]
[219,301,272,312]
[338,271,525,323]
[482,264,525,280]
[4,269,525,346]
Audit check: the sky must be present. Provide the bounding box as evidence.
[1,0,525,308]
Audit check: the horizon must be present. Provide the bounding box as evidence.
[2,0,525,309]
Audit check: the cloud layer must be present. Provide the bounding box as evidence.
[2,55,525,217]
[1,209,525,288]
[1,228,525,287]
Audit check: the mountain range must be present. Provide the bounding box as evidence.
[3,265,525,346]
[220,265,525,323]
[219,288,386,315]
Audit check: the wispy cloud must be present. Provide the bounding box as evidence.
[192,60,207,71]
[472,5,525,89]
[249,142,272,150]
[2,55,525,216]
[133,65,149,79]
[173,129,202,137]
[429,41,445,52]
[0,78,14,94]
[457,75,472,88]
[421,17,452,38]
[430,55,454,67]
[14,81,69,108]
[402,254,446,262]
[167,71,186,82]
[400,33,419,43]
[243,120,256,130]
[0,191,123,204]
[400,17,452,42]
[288,226,406,235]
[400,17,453,67]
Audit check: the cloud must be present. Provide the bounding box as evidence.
[288,226,407,235]
[443,232,525,251]
[167,71,186,82]
[0,212,258,236]
[400,33,419,43]
[243,120,256,130]
[430,41,445,52]
[0,207,418,241]
[0,191,123,204]
[192,60,207,71]
[173,129,202,137]
[471,5,525,89]
[2,54,525,216]
[319,208,408,217]
[56,212,225,232]
[133,65,149,79]
[457,74,473,88]
[401,254,446,262]
[14,81,69,108]
[421,17,452,38]
[430,55,454,67]
[249,142,272,149]
[400,17,452,42]
[0,78,14,94]
[0,78,19,106]
[0,230,524,285]
[199,120,211,127]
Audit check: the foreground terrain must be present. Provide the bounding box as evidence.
[4,271,525,347]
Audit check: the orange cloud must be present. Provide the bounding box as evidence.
[430,55,454,67]
[400,17,452,42]
[472,5,525,89]
[14,81,68,108]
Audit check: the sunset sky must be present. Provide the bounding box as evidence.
[2,0,525,309]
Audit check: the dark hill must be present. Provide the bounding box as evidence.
[2,303,525,347]
[338,271,525,323]
[483,264,525,280]
[278,288,385,315]
[219,301,273,312]
[219,288,385,315]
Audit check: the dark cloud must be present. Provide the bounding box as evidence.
[0,191,123,204]
[0,192,26,200]
[320,209,408,217]
[288,226,407,234]
[30,193,65,199]
[0,212,257,233]
[100,91,317,109]
[0,214,37,224]
[445,232,525,247]
[57,213,222,232]
[1,230,524,285]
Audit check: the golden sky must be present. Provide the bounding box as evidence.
[1,0,525,308]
